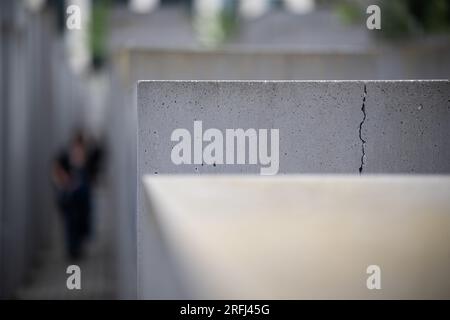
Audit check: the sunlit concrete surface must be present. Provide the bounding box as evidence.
[141,175,450,299]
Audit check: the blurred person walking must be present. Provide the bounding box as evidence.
[51,131,104,261]
[52,151,87,261]
[69,132,93,242]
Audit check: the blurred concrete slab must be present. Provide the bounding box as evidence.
[141,175,450,299]
[109,7,372,51]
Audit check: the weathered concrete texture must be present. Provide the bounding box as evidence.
[138,81,363,175]
[138,80,450,176]
[363,81,450,173]
[137,80,365,298]
[136,80,450,299]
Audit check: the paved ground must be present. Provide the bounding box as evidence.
[17,186,116,300]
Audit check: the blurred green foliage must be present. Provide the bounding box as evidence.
[90,0,110,70]
[335,0,450,39]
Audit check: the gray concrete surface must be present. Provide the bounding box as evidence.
[136,80,450,299]
[110,5,450,83]
[364,81,450,173]
[137,80,364,174]
[117,48,378,81]
[109,8,450,297]
[137,80,450,176]
[112,43,450,84]
[1,2,57,298]
[0,2,97,298]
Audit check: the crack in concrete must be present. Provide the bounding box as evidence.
[358,83,367,174]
